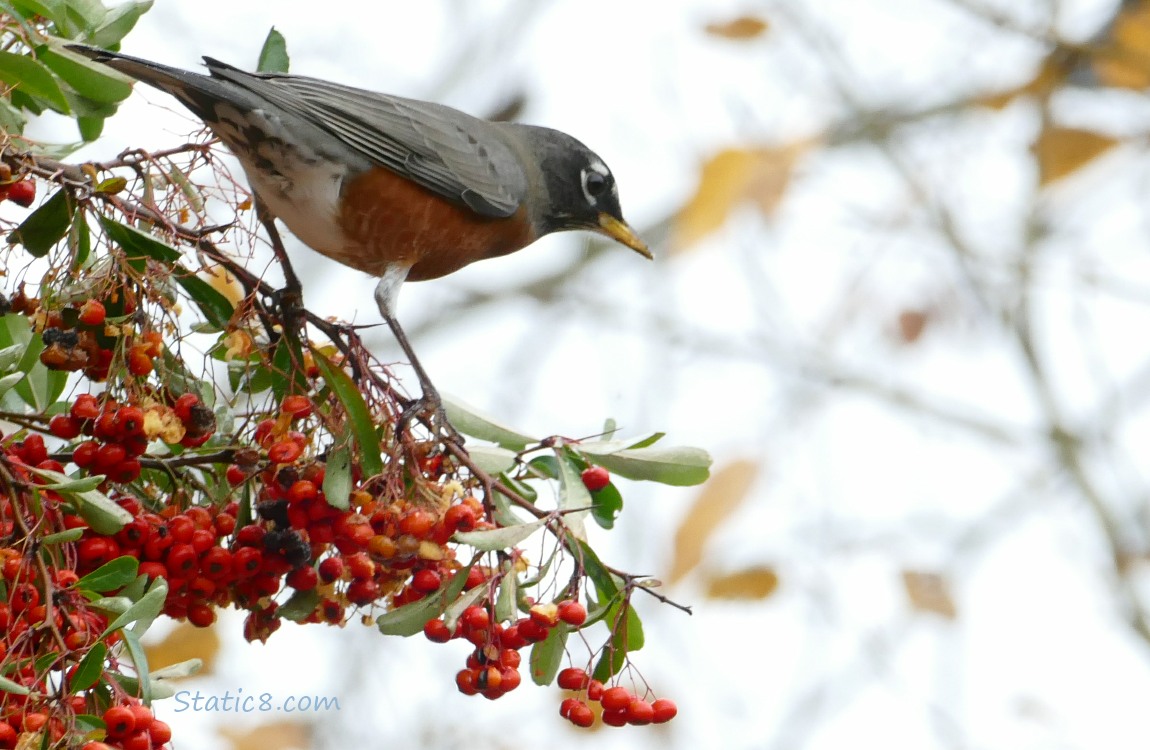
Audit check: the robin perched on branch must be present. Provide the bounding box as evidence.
[69,44,650,427]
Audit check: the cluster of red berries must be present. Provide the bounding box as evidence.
[79,701,172,750]
[558,678,678,728]
[422,598,588,703]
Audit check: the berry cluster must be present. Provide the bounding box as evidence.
[81,701,171,750]
[558,679,678,728]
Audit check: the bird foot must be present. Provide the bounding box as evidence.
[397,388,464,447]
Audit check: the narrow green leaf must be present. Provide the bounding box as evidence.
[466,445,517,474]
[120,628,150,702]
[376,566,471,636]
[577,444,712,486]
[70,641,107,691]
[557,451,591,540]
[63,0,108,32]
[575,539,620,601]
[322,442,352,510]
[441,585,486,632]
[591,603,644,682]
[625,432,665,449]
[10,0,68,29]
[101,576,167,637]
[69,212,90,268]
[257,27,290,74]
[0,676,30,696]
[0,98,27,133]
[8,187,74,257]
[149,657,202,680]
[40,527,84,545]
[98,216,180,262]
[77,556,139,593]
[454,517,547,551]
[498,472,537,504]
[443,395,536,450]
[72,486,132,534]
[529,622,569,685]
[89,0,153,48]
[23,466,102,493]
[590,482,623,530]
[0,51,71,113]
[0,373,23,398]
[37,43,134,103]
[278,588,320,622]
[77,113,104,141]
[174,274,234,330]
[312,349,383,478]
[89,595,132,614]
[494,570,517,624]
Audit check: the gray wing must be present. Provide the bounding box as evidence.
[204,59,526,218]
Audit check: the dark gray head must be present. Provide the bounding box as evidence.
[502,124,650,257]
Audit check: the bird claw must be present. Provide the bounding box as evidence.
[397,389,465,447]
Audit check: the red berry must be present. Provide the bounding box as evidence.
[287,479,318,504]
[226,464,246,485]
[569,701,595,727]
[423,618,452,643]
[102,705,135,739]
[77,537,118,569]
[48,414,83,439]
[627,697,654,725]
[345,552,374,579]
[317,556,344,582]
[557,667,590,690]
[0,720,15,748]
[444,503,478,532]
[126,345,154,377]
[72,440,99,468]
[600,686,632,712]
[200,547,232,579]
[188,602,216,627]
[587,679,605,701]
[652,697,677,723]
[77,299,106,327]
[411,568,442,593]
[94,443,127,471]
[346,578,380,605]
[286,566,318,590]
[71,394,100,421]
[148,719,172,744]
[173,393,199,422]
[557,599,587,626]
[559,697,581,718]
[461,606,489,632]
[6,179,35,208]
[581,465,611,492]
[456,668,478,696]
[398,509,434,539]
[119,729,152,750]
[602,708,629,727]
[498,649,521,669]
[281,394,313,419]
[116,406,145,437]
[500,667,521,692]
[267,439,303,464]
[9,583,39,614]
[166,543,197,577]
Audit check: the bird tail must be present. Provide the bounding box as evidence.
[66,44,251,121]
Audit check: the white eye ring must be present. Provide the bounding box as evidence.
[581,167,610,204]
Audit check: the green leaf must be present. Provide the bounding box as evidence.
[0,343,27,370]
[498,472,536,504]
[99,216,180,262]
[592,602,644,682]
[76,113,105,141]
[88,0,153,48]
[575,539,620,601]
[0,675,30,696]
[40,527,84,545]
[376,566,471,636]
[557,451,591,540]
[278,588,320,622]
[0,373,23,399]
[71,485,132,534]
[38,43,134,103]
[69,212,91,268]
[24,466,102,493]
[175,274,234,330]
[0,50,71,113]
[149,657,202,680]
[443,395,536,450]
[454,517,547,551]
[63,0,108,33]
[0,98,27,133]
[257,27,290,73]
[529,622,569,685]
[322,442,352,510]
[120,628,150,701]
[494,568,517,623]
[576,443,712,486]
[465,444,517,474]
[70,641,107,691]
[312,348,383,478]
[590,482,623,530]
[626,432,665,449]
[100,576,167,637]
[10,0,68,29]
[8,187,74,257]
[77,556,139,593]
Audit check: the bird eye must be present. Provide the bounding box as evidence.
[582,169,609,200]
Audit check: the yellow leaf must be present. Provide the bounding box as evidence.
[1034,127,1119,185]
[901,570,957,619]
[705,566,779,600]
[202,264,244,308]
[144,621,220,676]
[668,459,760,583]
[673,140,813,252]
[704,15,770,40]
[221,720,312,750]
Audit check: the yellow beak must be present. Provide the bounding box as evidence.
[597,213,652,259]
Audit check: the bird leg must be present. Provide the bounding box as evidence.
[373,272,462,445]
[254,196,305,334]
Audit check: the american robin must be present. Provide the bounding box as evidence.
[68,45,650,422]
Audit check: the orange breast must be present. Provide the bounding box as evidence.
[336,167,536,281]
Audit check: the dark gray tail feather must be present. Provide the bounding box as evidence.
[66,45,260,121]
